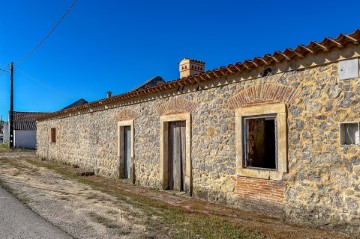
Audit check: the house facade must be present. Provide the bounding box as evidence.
[37,30,360,235]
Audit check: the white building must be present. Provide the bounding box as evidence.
[1,121,9,143]
[13,112,48,149]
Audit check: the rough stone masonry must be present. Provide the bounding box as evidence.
[37,31,360,236]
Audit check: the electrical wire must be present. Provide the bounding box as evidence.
[15,0,78,65]
[15,67,72,99]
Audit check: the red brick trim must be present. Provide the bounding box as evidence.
[116,109,138,121]
[235,176,286,205]
[228,83,300,109]
[157,98,197,116]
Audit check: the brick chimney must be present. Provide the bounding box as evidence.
[179,58,205,78]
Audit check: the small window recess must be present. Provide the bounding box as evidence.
[51,128,56,143]
[340,122,360,146]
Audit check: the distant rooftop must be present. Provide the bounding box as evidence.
[133,76,166,91]
[62,98,88,110]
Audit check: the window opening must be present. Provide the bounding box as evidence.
[51,128,56,143]
[340,123,360,145]
[243,115,277,169]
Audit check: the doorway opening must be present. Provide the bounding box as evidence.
[160,113,192,195]
[117,120,134,183]
[168,121,186,191]
[123,126,131,178]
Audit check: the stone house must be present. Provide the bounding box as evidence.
[37,29,360,235]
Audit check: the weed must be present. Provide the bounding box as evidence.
[0,180,31,204]
[86,192,98,200]
[29,168,39,174]
[12,170,20,176]
[106,209,118,215]
[0,143,9,152]
[59,196,70,201]
[88,212,119,228]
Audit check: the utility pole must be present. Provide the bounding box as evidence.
[9,62,14,149]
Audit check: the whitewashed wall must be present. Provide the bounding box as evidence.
[14,130,36,149]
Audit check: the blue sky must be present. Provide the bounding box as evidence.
[0,0,359,120]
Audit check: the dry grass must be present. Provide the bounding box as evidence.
[88,212,120,229]
[0,179,31,204]
[0,143,8,152]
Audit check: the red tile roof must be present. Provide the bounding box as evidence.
[14,111,49,130]
[37,29,360,121]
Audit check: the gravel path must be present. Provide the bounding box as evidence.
[0,184,72,239]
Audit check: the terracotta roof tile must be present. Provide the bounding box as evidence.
[13,111,49,130]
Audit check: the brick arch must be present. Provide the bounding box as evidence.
[116,109,138,121]
[157,98,197,116]
[228,83,300,109]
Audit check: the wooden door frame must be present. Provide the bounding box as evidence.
[117,119,135,183]
[160,113,192,195]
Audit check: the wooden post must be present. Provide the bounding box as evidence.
[9,62,14,149]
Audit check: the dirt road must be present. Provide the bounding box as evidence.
[0,151,353,239]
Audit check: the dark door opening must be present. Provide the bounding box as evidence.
[168,121,186,191]
[123,126,131,178]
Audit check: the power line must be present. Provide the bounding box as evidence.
[15,67,72,99]
[15,0,78,65]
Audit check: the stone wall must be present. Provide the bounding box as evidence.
[37,46,360,236]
